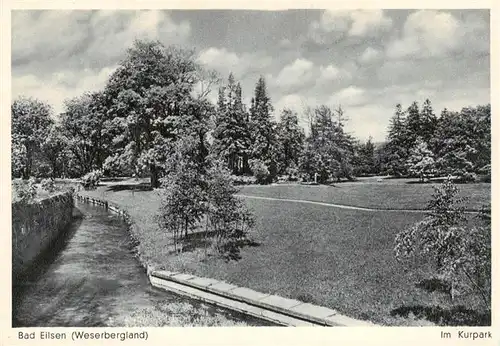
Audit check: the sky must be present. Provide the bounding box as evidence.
[11,9,490,142]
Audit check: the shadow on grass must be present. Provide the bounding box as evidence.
[218,238,261,262]
[416,278,451,294]
[390,305,490,326]
[176,231,260,262]
[106,183,153,192]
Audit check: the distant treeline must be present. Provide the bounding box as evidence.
[11,39,491,186]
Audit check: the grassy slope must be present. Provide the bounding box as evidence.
[238,182,490,210]
[79,181,489,326]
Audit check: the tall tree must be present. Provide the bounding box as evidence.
[249,76,277,178]
[41,125,68,178]
[11,96,54,179]
[404,101,420,149]
[433,105,490,181]
[103,39,201,188]
[355,137,376,176]
[275,108,305,176]
[419,99,438,146]
[406,137,436,182]
[60,91,110,176]
[299,105,354,183]
[212,74,252,175]
[383,104,408,177]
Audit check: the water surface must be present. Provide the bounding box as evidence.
[13,201,270,327]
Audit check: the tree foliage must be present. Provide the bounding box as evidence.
[60,91,110,176]
[249,76,278,180]
[299,105,355,183]
[275,108,305,176]
[103,39,201,187]
[212,74,252,175]
[406,138,436,182]
[394,178,490,304]
[11,97,54,179]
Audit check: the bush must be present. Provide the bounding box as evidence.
[207,160,255,256]
[230,175,257,185]
[249,159,270,184]
[40,178,57,193]
[81,170,102,189]
[15,177,38,203]
[394,178,490,306]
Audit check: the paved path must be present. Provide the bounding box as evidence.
[235,194,428,213]
[236,194,481,214]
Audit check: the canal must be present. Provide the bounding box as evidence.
[13,200,271,327]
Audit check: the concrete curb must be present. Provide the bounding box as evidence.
[150,270,377,327]
[75,193,378,327]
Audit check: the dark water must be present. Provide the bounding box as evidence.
[13,201,270,327]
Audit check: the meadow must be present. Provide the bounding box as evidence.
[79,179,491,326]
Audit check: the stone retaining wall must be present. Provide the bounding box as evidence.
[12,191,74,279]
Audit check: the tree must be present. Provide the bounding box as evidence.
[382,104,408,177]
[158,135,207,253]
[212,74,252,175]
[206,158,254,256]
[249,76,278,180]
[419,99,438,146]
[41,125,68,178]
[299,105,354,183]
[104,39,201,188]
[275,108,305,176]
[432,105,490,181]
[406,138,436,182]
[11,96,54,179]
[394,178,490,304]
[60,91,110,176]
[405,101,421,148]
[354,137,376,176]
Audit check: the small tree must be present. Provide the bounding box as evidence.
[394,178,490,305]
[206,159,254,255]
[249,159,270,184]
[406,138,436,182]
[158,136,207,253]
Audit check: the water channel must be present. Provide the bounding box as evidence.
[13,200,271,327]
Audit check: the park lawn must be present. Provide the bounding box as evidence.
[238,181,490,211]
[79,181,489,326]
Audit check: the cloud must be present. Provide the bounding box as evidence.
[309,10,393,43]
[359,47,381,63]
[344,104,394,142]
[273,58,315,89]
[386,10,461,59]
[197,47,271,79]
[273,93,319,126]
[12,66,118,115]
[12,10,191,70]
[329,86,366,106]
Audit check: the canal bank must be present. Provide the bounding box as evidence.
[75,194,377,327]
[13,199,272,327]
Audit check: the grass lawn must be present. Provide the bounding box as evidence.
[79,179,490,326]
[238,180,490,211]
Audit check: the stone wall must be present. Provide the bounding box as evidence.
[12,191,74,279]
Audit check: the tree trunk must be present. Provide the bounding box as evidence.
[150,164,159,188]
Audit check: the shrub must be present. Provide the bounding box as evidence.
[15,177,38,203]
[230,175,257,185]
[81,169,102,190]
[207,160,254,256]
[40,178,57,193]
[394,178,490,306]
[249,159,270,184]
